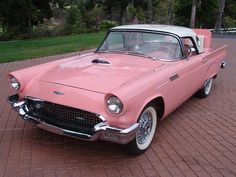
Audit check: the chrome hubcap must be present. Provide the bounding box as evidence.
[137,111,153,145]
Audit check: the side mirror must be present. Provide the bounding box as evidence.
[185,47,196,59]
[188,47,196,53]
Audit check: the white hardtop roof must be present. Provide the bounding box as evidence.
[111,24,197,38]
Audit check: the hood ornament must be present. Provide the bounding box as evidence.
[53,91,64,95]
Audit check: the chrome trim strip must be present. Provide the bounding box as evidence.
[37,122,92,139]
[12,100,26,108]
[98,115,106,122]
[120,123,139,134]
[94,122,139,134]
[25,96,44,102]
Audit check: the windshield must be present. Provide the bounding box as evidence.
[97,31,183,60]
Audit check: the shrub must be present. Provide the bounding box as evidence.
[32,23,66,38]
[84,7,104,32]
[224,16,236,28]
[100,20,118,31]
[0,26,29,41]
[0,31,12,41]
[65,6,86,34]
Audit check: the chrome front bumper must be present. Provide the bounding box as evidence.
[8,94,139,144]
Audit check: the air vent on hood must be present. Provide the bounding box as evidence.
[92,59,110,64]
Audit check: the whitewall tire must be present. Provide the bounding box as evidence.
[196,77,213,98]
[124,104,157,155]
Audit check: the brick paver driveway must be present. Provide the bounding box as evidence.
[0,37,236,177]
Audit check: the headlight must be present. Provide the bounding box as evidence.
[10,77,21,91]
[106,96,123,114]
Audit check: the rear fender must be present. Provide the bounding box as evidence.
[193,29,212,49]
[205,45,227,79]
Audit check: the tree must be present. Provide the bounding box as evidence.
[153,0,176,25]
[102,0,130,25]
[190,0,203,28]
[147,0,153,23]
[0,0,54,39]
[84,7,104,32]
[65,4,85,34]
[215,0,226,32]
[224,0,236,27]
[190,0,197,28]
[176,0,217,28]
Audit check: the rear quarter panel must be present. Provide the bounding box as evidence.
[204,45,227,80]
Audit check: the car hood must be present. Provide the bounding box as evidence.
[39,53,163,93]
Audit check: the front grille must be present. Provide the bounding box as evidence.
[25,98,103,135]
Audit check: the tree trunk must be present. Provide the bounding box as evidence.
[119,0,129,25]
[28,16,32,38]
[214,0,226,33]
[147,0,153,23]
[190,0,197,28]
[120,7,127,25]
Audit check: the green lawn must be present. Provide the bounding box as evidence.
[0,32,105,63]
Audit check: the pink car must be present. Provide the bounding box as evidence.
[8,25,227,155]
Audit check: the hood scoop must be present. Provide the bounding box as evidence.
[92,59,110,64]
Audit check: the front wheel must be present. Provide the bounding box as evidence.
[124,104,157,155]
[195,77,213,98]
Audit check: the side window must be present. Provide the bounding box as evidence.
[182,37,197,58]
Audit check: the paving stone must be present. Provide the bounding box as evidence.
[0,38,236,177]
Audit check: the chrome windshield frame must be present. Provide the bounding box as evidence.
[96,29,186,61]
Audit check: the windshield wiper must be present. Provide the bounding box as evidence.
[96,49,126,54]
[96,49,108,53]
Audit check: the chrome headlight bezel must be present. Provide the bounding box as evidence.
[10,77,21,91]
[106,96,123,115]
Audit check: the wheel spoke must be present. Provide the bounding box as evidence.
[137,110,153,145]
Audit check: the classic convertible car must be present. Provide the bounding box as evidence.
[8,25,227,155]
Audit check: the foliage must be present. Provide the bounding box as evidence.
[127,4,146,24]
[102,0,130,24]
[100,20,118,31]
[153,0,176,25]
[84,7,104,32]
[224,0,236,26]
[224,16,236,28]
[0,32,105,63]
[32,23,65,38]
[197,0,218,28]
[174,0,192,27]
[0,0,53,39]
[1,0,236,41]
[175,0,218,28]
[65,5,86,34]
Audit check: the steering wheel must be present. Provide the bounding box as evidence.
[157,47,175,59]
[132,45,141,52]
